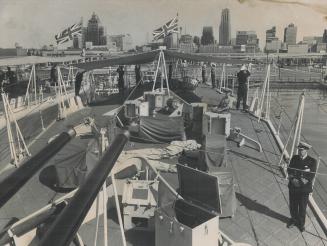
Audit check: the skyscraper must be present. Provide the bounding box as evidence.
[219,8,231,45]
[85,12,107,46]
[266,26,277,43]
[284,23,297,45]
[201,26,214,45]
[236,31,258,46]
[323,29,327,43]
[265,26,281,52]
[73,27,86,49]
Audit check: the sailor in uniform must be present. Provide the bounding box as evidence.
[287,141,317,232]
[201,63,206,84]
[75,70,86,96]
[117,65,125,98]
[211,63,216,88]
[236,65,250,111]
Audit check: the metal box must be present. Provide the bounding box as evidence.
[139,101,149,116]
[124,100,139,118]
[144,92,156,112]
[155,165,221,246]
[122,179,159,230]
[155,93,165,108]
[202,112,231,137]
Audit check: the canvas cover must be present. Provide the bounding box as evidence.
[39,139,98,192]
[200,134,227,172]
[138,115,185,143]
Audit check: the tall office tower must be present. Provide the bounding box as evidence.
[219,8,231,45]
[284,23,297,45]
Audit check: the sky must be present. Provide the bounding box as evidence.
[0,0,327,49]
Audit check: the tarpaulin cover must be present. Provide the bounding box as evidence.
[39,139,98,192]
[200,134,227,172]
[164,50,247,65]
[139,115,185,143]
[75,50,160,71]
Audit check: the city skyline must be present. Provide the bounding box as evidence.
[0,0,327,49]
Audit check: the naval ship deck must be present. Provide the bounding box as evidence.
[0,84,326,246]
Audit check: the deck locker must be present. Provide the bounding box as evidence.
[202,112,231,137]
[155,164,221,246]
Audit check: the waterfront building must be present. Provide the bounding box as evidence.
[316,43,327,53]
[109,34,133,51]
[73,27,86,49]
[219,8,231,45]
[236,31,258,46]
[265,26,280,53]
[164,33,179,49]
[0,47,27,57]
[180,34,193,44]
[179,34,196,52]
[265,40,282,53]
[287,44,308,54]
[199,44,233,53]
[284,23,297,45]
[302,36,323,52]
[201,26,215,45]
[236,31,259,52]
[179,43,197,53]
[266,26,277,43]
[85,12,107,46]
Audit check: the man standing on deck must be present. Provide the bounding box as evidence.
[287,141,317,232]
[50,64,57,86]
[168,62,173,85]
[135,64,142,85]
[0,69,5,93]
[211,63,216,88]
[201,63,206,84]
[236,65,250,111]
[75,70,86,96]
[117,65,125,98]
[6,67,16,98]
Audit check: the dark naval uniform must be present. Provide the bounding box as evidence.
[117,66,125,97]
[75,71,85,96]
[236,69,250,110]
[211,67,216,88]
[287,154,317,230]
[201,65,206,84]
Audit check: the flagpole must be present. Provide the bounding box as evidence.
[177,12,180,48]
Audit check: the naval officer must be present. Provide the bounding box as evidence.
[287,141,317,232]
